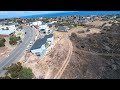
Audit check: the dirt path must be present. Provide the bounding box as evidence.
[54,36,73,79]
[44,69,53,79]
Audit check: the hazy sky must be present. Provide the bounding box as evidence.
[0,11,75,19]
[0,11,120,19]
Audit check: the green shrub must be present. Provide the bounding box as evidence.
[2,62,34,79]
[18,67,33,79]
[0,38,5,47]
[9,36,21,45]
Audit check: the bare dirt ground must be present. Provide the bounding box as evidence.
[0,37,16,62]
[87,20,108,27]
[54,36,73,79]
[0,47,11,62]
[23,34,70,79]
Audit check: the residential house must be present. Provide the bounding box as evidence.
[0,25,16,36]
[39,24,53,36]
[30,21,42,26]
[47,21,57,25]
[57,26,70,32]
[30,34,54,56]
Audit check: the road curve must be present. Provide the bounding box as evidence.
[0,25,35,76]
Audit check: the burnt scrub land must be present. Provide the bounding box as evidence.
[61,23,120,79]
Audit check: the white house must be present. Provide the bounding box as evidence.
[31,21,42,26]
[30,34,54,56]
[47,21,57,24]
[0,25,16,36]
[39,24,53,35]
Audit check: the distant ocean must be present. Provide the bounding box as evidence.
[21,11,120,19]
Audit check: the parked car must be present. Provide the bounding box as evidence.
[30,41,32,44]
[19,40,22,43]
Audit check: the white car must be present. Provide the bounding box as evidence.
[27,46,30,49]
[30,41,32,44]
[29,43,32,46]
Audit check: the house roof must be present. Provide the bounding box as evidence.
[30,34,53,50]
[39,24,48,29]
[0,25,16,35]
[57,26,69,31]
[0,30,15,35]
[32,21,42,26]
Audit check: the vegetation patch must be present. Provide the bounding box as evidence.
[0,38,6,47]
[9,36,21,45]
[0,62,34,79]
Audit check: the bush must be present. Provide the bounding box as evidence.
[86,29,90,32]
[3,62,34,79]
[71,33,77,38]
[0,38,5,47]
[9,36,21,45]
[18,67,33,79]
[0,76,11,79]
[5,62,22,78]
[77,31,85,34]
[1,38,6,42]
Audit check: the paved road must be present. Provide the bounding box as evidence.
[0,25,35,76]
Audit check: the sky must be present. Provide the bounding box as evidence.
[0,11,76,19]
[0,11,120,19]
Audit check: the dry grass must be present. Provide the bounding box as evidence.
[88,20,108,27]
[0,47,11,61]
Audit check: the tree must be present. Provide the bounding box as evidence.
[9,36,21,45]
[5,62,23,79]
[1,38,6,42]
[17,19,24,24]
[0,38,5,47]
[2,62,34,79]
[71,33,77,38]
[0,76,11,79]
[18,67,33,79]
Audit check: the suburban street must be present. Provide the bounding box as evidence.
[0,25,35,76]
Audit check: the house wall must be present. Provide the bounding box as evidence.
[31,44,46,55]
[8,25,16,31]
[47,36,54,44]
[39,24,52,35]
[32,21,42,26]
[0,25,16,30]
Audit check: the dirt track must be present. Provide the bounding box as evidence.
[54,36,73,79]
